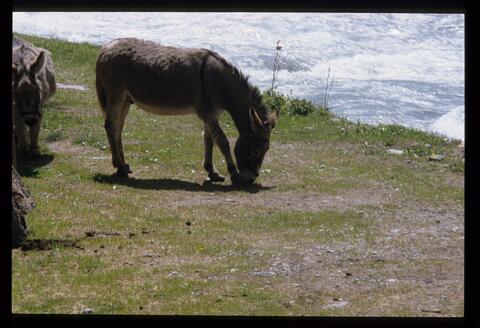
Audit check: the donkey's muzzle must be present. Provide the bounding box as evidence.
[24,115,39,127]
[240,170,257,185]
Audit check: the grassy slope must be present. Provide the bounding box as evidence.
[12,34,464,316]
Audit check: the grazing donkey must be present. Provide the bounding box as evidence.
[96,38,279,185]
[12,36,56,157]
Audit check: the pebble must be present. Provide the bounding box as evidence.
[323,300,348,309]
[428,154,445,161]
[82,308,93,314]
[387,148,404,155]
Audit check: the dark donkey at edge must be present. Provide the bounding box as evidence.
[95,38,279,185]
[12,36,56,158]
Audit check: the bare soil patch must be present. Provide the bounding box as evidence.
[48,140,99,155]
[172,187,394,212]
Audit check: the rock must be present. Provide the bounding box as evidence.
[12,166,34,248]
[323,300,348,309]
[387,148,404,155]
[421,309,442,314]
[428,154,445,161]
[82,308,93,314]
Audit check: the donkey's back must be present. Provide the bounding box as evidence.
[96,38,230,118]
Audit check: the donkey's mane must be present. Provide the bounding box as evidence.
[204,49,268,120]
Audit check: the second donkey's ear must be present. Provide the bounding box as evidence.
[30,51,45,76]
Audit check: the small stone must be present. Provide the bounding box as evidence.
[428,154,445,161]
[421,309,442,314]
[387,148,404,155]
[323,300,348,309]
[83,308,93,314]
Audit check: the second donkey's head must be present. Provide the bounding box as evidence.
[12,50,46,127]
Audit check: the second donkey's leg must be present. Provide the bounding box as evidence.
[104,99,131,177]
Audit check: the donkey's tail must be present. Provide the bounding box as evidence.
[95,66,107,119]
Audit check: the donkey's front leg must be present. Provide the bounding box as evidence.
[204,119,241,185]
[202,125,225,182]
[29,118,42,158]
[13,110,30,157]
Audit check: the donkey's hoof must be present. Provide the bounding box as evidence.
[116,164,132,177]
[115,169,129,177]
[208,172,225,182]
[230,174,244,186]
[29,149,41,159]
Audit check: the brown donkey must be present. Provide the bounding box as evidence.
[12,36,56,158]
[96,38,278,185]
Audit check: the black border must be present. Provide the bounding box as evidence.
[5,1,477,327]
[12,0,466,13]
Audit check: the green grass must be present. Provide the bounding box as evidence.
[12,33,464,316]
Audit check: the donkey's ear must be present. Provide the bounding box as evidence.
[268,108,279,129]
[249,108,264,129]
[30,51,45,75]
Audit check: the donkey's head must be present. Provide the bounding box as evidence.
[12,50,46,127]
[234,107,279,184]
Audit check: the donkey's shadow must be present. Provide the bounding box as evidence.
[92,173,274,194]
[16,153,55,177]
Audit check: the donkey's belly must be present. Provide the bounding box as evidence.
[133,99,196,116]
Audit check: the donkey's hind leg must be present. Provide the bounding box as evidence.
[104,99,131,177]
[117,101,131,169]
[202,124,225,182]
